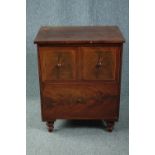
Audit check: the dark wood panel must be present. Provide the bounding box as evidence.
[39,47,78,81]
[42,83,119,120]
[81,46,119,81]
[43,97,118,120]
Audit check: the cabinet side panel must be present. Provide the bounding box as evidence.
[116,44,124,120]
[37,45,44,120]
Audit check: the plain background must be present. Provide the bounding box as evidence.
[1,0,155,155]
[26,0,129,100]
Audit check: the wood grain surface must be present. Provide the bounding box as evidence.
[34,26,125,44]
[42,84,119,120]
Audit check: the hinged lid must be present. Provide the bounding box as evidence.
[34,26,125,45]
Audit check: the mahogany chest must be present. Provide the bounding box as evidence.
[34,26,125,132]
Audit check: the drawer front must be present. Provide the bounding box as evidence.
[81,47,119,81]
[39,47,77,81]
[42,84,119,119]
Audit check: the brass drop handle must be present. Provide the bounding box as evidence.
[96,56,103,68]
[55,54,64,79]
[56,54,63,68]
[57,63,62,68]
[76,97,84,103]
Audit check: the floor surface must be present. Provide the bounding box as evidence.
[27,96,128,155]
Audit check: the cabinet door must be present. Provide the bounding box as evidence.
[81,47,120,81]
[39,47,77,81]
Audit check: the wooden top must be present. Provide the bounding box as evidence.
[34,26,125,45]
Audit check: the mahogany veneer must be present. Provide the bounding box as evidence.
[34,26,125,132]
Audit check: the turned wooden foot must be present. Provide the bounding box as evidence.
[46,120,55,132]
[106,121,115,132]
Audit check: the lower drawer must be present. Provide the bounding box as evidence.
[42,83,119,120]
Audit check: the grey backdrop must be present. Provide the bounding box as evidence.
[27,0,128,99]
[27,0,128,155]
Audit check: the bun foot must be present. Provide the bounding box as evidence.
[46,120,55,132]
[106,121,115,132]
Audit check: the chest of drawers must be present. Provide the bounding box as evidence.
[34,26,125,132]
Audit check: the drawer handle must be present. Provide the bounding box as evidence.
[96,56,103,68]
[56,54,63,68]
[76,97,84,103]
[55,54,64,79]
[57,63,62,68]
[95,55,104,78]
